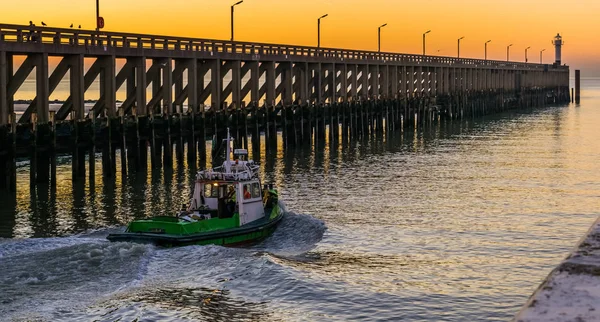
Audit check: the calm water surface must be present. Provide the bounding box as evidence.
[1,79,600,321]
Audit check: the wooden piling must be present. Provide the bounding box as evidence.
[30,113,37,188]
[89,112,96,184]
[575,70,581,104]
[9,113,16,192]
[120,110,127,177]
[50,111,56,186]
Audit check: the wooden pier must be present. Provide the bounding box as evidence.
[0,23,570,191]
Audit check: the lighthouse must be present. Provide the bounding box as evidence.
[552,33,563,65]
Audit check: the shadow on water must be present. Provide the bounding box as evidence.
[0,105,571,239]
[75,287,277,322]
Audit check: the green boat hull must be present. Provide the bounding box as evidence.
[107,205,283,247]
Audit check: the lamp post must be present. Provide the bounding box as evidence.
[540,49,546,63]
[485,40,491,60]
[506,44,513,61]
[95,0,99,31]
[378,23,387,52]
[231,0,243,41]
[457,36,464,58]
[525,46,531,63]
[317,14,328,48]
[422,30,431,55]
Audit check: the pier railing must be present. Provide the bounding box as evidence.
[0,23,565,71]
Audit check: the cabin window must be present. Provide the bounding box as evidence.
[243,184,252,200]
[204,183,219,198]
[251,182,261,199]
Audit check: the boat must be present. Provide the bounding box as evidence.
[107,129,284,247]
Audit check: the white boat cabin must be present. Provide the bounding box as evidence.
[184,133,267,226]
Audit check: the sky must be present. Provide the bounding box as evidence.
[2,0,599,76]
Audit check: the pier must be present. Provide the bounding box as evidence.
[0,23,570,191]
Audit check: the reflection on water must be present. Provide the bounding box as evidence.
[1,79,600,321]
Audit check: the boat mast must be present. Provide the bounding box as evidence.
[225,128,231,173]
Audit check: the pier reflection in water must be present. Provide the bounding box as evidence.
[1,84,600,321]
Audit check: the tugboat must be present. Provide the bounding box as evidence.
[107,130,284,247]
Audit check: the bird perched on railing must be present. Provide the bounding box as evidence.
[41,21,46,26]
[70,23,73,28]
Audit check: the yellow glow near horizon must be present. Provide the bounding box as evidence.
[3,0,600,74]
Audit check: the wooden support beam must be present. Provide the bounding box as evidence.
[381,64,389,98]
[196,61,208,107]
[70,54,85,120]
[264,61,275,107]
[222,82,233,106]
[135,57,147,115]
[100,55,116,118]
[35,53,49,123]
[90,95,105,117]
[187,58,198,113]
[241,78,252,103]
[339,64,348,102]
[210,59,221,109]
[249,61,259,104]
[120,91,137,114]
[7,55,35,97]
[0,51,7,124]
[147,85,164,110]
[115,60,133,92]
[56,58,103,120]
[19,56,70,122]
[199,85,211,104]
[310,63,322,104]
[231,60,241,109]
[391,65,398,98]
[173,84,188,106]
[162,57,173,114]
[282,61,293,105]
[330,63,337,103]
[359,64,369,99]
[349,64,358,99]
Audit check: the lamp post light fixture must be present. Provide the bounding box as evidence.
[231,0,243,41]
[378,23,387,52]
[540,49,546,63]
[525,46,531,62]
[507,44,513,61]
[317,14,328,48]
[422,30,431,55]
[457,36,464,58]
[485,40,491,60]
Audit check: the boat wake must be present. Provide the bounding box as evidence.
[0,237,154,321]
[0,211,326,321]
[256,211,327,255]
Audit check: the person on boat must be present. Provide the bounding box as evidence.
[243,185,251,199]
[262,185,270,205]
[263,185,278,208]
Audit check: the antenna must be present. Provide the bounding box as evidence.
[225,128,232,173]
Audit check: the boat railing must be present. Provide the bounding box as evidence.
[196,164,260,181]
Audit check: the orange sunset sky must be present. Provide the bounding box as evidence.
[3,0,600,75]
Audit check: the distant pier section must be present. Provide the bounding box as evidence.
[0,23,571,191]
